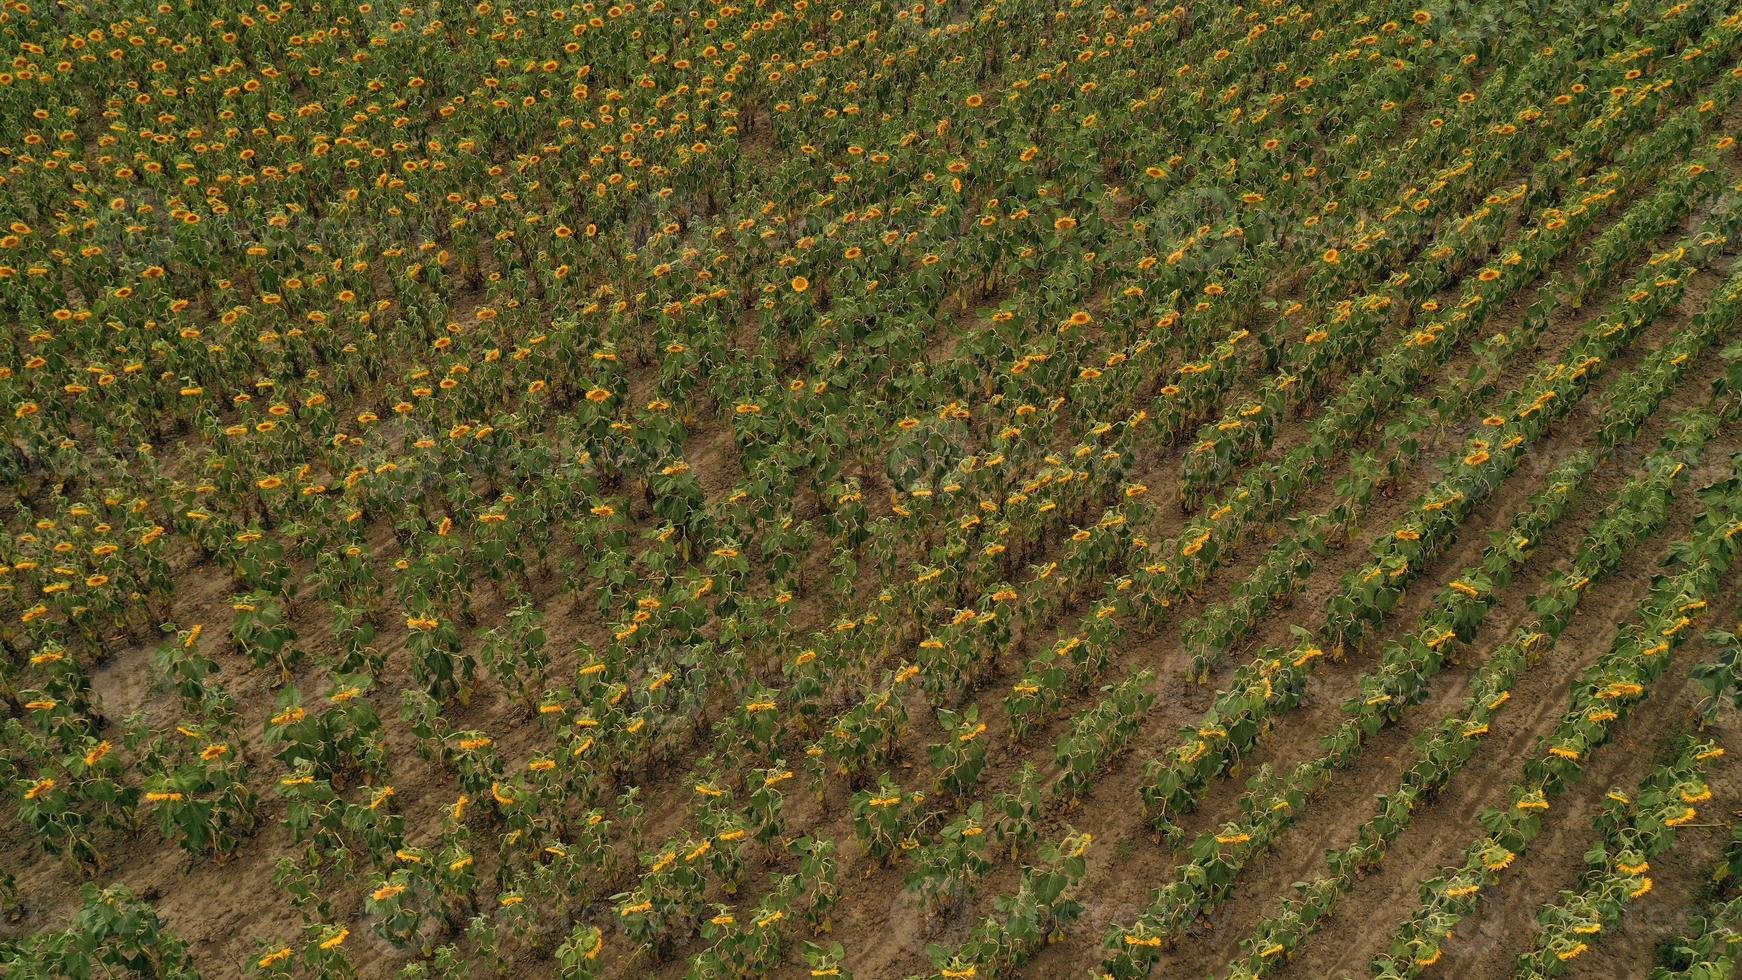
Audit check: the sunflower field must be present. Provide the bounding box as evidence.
[5,0,1742,976]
